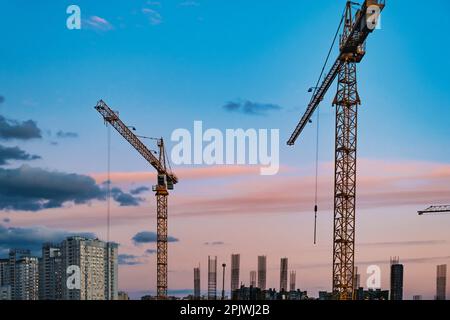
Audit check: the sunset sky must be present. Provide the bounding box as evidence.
[1,0,450,299]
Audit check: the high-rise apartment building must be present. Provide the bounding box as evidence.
[7,249,39,300]
[0,258,8,286]
[0,285,11,300]
[39,243,63,300]
[61,237,118,300]
[257,255,267,291]
[14,256,39,300]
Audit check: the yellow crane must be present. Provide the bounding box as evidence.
[287,0,385,300]
[95,100,178,299]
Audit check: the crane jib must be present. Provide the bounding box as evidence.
[287,0,385,146]
[287,59,341,146]
[94,100,178,185]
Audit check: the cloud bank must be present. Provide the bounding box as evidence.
[0,165,144,211]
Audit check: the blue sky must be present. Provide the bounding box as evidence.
[1,1,450,298]
[1,0,449,174]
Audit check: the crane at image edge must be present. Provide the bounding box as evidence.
[95,99,178,300]
[287,0,386,300]
[418,206,450,216]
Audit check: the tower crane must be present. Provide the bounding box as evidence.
[287,0,385,300]
[95,100,178,299]
[418,206,450,216]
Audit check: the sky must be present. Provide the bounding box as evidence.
[0,0,450,300]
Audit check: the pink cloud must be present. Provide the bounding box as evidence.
[167,158,450,217]
[90,165,291,184]
[85,159,450,220]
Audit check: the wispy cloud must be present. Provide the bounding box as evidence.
[90,165,278,184]
[147,1,161,6]
[292,255,450,270]
[142,8,163,25]
[89,159,450,219]
[359,240,448,248]
[179,1,200,7]
[0,145,41,165]
[204,241,225,246]
[130,186,150,195]
[84,16,113,31]
[119,254,144,266]
[56,131,78,139]
[132,231,179,245]
[223,100,282,116]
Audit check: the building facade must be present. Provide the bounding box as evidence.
[7,249,39,300]
[0,285,11,300]
[39,243,63,300]
[61,237,118,300]
[14,256,39,300]
[118,291,130,300]
[0,258,8,286]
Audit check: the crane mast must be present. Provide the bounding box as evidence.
[95,100,178,299]
[287,0,385,300]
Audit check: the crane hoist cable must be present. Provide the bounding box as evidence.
[313,106,320,245]
[311,7,346,245]
[107,124,111,243]
[310,7,346,100]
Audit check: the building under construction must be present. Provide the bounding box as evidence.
[280,258,288,292]
[257,255,267,290]
[390,257,404,301]
[289,271,296,292]
[208,256,217,300]
[230,254,240,294]
[436,264,447,301]
[193,266,200,299]
[250,271,257,288]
